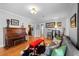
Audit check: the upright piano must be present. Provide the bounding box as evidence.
[3,28,26,47]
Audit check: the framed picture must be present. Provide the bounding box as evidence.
[46,22,55,28]
[11,19,19,26]
[57,22,62,28]
[70,13,76,28]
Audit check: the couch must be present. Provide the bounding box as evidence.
[62,36,79,56]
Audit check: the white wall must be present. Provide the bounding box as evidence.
[66,4,77,45]
[33,18,66,37]
[0,9,33,47]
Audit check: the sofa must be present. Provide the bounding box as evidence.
[42,45,67,56]
[43,36,79,56]
[62,36,79,56]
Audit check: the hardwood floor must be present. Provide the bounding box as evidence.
[0,41,27,56]
[0,36,52,56]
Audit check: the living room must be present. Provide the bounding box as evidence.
[0,3,78,56]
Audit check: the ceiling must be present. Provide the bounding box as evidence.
[0,3,77,22]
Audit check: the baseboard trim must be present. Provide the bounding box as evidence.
[0,44,4,48]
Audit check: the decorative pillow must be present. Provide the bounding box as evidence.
[51,45,67,56]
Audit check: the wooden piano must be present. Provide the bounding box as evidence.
[3,28,27,47]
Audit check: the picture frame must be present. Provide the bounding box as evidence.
[11,19,19,26]
[46,22,55,28]
[57,22,62,28]
[70,13,76,28]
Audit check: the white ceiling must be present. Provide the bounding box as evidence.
[0,3,77,22]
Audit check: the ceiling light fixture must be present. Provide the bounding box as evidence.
[31,7,37,15]
[29,5,39,15]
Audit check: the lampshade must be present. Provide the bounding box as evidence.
[55,22,57,28]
